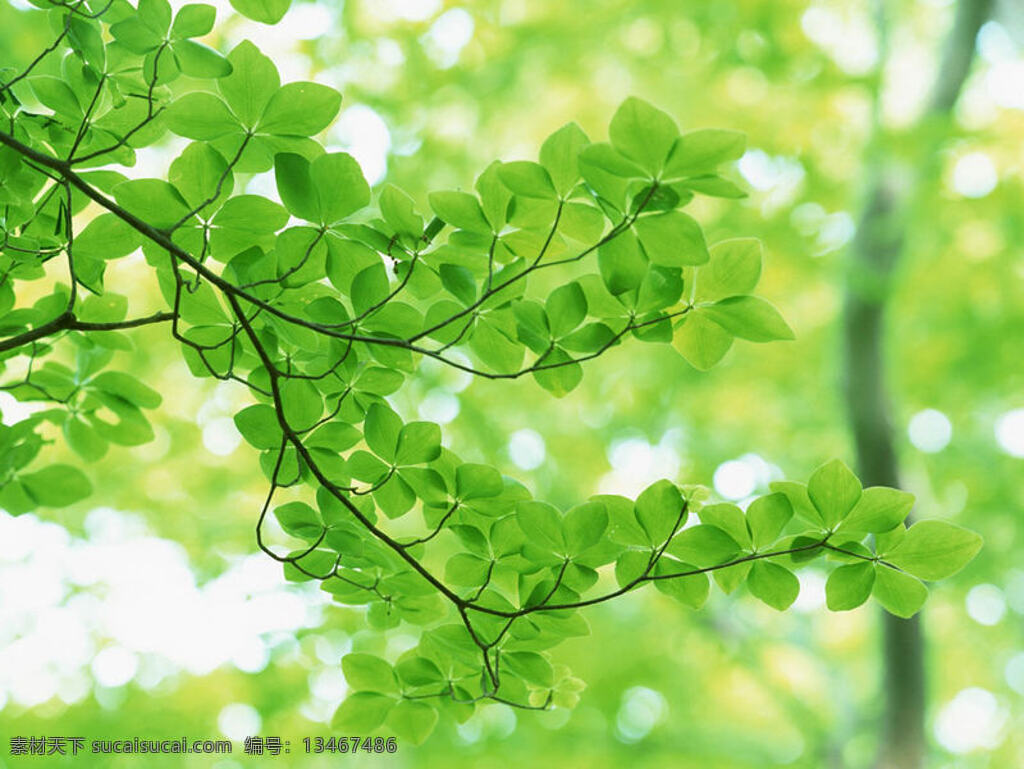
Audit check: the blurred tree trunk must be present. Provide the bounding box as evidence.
[842,1,991,768]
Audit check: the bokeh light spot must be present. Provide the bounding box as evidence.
[933,688,1007,753]
[615,687,667,743]
[907,409,952,453]
[218,703,261,742]
[951,152,997,198]
[508,429,546,471]
[994,409,1024,457]
[965,584,1006,626]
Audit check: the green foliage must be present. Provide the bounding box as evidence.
[885,520,983,581]
[0,0,984,748]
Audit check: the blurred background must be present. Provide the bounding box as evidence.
[1,0,1023,766]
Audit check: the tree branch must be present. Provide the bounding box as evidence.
[0,311,174,354]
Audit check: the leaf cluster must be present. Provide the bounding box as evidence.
[0,0,981,742]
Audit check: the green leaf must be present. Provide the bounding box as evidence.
[396,422,442,465]
[615,550,649,586]
[545,282,587,338]
[564,501,608,555]
[672,311,733,371]
[67,18,105,69]
[445,553,490,585]
[872,566,928,618]
[700,238,762,299]
[0,482,34,517]
[503,651,553,687]
[170,142,233,213]
[229,0,290,24]
[395,657,444,687]
[386,701,438,745]
[379,185,423,237]
[560,201,605,242]
[474,161,511,232]
[608,97,679,174]
[113,180,190,229]
[79,294,128,323]
[90,397,155,446]
[274,153,318,221]
[634,211,709,267]
[876,525,907,556]
[212,195,288,239]
[539,122,588,197]
[746,492,793,550]
[284,549,336,582]
[364,403,402,463]
[666,524,740,567]
[580,142,645,180]
[807,459,862,529]
[351,262,389,315]
[532,346,583,398]
[341,653,398,694]
[171,3,215,38]
[699,503,751,549]
[165,92,241,141]
[138,0,172,34]
[172,40,232,78]
[65,418,107,461]
[652,559,709,609]
[887,520,983,581]
[577,274,628,319]
[633,182,685,212]
[259,82,341,136]
[348,451,388,484]
[274,501,321,540]
[826,562,875,611]
[307,422,361,452]
[331,692,394,732]
[498,161,557,199]
[769,480,824,527]
[456,464,503,500]
[20,465,92,507]
[30,76,81,118]
[747,561,799,610]
[279,378,322,431]
[90,372,162,409]
[74,214,143,262]
[109,17,161,53]
[517,500,566,554]
[636,267,684,313]
[428,191,492,234]
[837,487,915,536]
[490,517,525,557]
[470,316,523,374]
[598,230,647,296]
[355,367,404,396]
[313,152,370,223]
[664,129,746,179]
[714,561,753,595]
[219,41,280,128]
[173,281,226,326]
[446,525,489,560]
[634,480,684,545]
[701,296,794,343]
[562,322,616,354]
[438,264,475,306]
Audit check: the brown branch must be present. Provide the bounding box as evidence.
[0,311,174,354]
